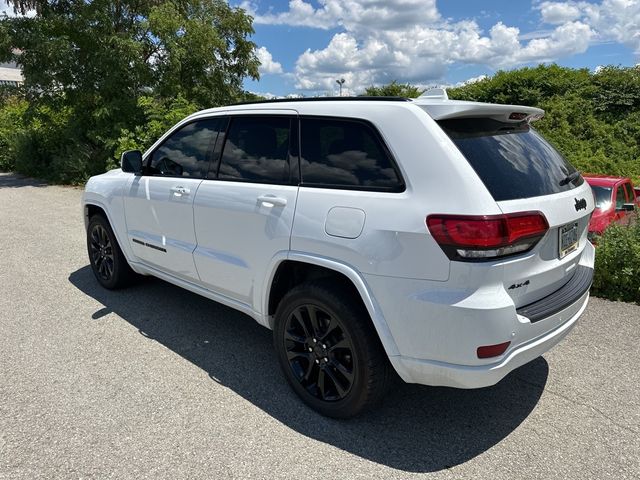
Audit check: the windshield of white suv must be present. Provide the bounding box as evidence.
[438,118,584,201]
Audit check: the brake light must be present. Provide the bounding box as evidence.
[426,212,548,260]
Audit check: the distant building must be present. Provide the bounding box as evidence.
[0,60,23,87]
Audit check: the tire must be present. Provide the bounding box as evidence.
[273,280,391,418]
[87,214,136,289]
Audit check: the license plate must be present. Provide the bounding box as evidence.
[559,221,579,258]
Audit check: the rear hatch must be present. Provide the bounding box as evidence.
[420,100,594,310]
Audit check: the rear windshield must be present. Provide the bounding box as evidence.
[590,186,612,209]
[438,118,584,201]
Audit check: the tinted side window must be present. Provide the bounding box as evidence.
[149,119,223,178]
[300,118,403,190]
[218,116,291,184]
[623,182,634,203]
[616,185,626,209]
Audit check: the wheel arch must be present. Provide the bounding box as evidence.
[83,197,140,271]
[263,253,400,358]
[84,203,108,229]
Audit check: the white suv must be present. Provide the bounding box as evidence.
[83,90,595,418]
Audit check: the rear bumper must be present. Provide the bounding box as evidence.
[364,241,595,388]
[390,289,589,388]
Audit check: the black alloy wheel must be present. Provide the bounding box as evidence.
[86,214,136,289]
[89,223,115,282]
[274,280,391,418]
[284,303,356,401]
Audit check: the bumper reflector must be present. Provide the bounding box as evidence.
[477,341,511,359]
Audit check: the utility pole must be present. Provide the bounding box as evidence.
[336,78,345,96]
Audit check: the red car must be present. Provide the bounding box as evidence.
[583,174,638,239]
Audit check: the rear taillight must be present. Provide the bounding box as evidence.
[426,212,548,260]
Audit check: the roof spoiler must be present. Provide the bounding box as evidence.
[413,88,544,123]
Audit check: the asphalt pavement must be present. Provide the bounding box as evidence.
[1,172,639,479]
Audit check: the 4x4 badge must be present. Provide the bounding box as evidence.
[508,280,530,290]
[574,198,587,211]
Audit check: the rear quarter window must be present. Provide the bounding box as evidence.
[299,117,404,191]
[438,118,583,201]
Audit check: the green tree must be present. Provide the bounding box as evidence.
[0,96,28,171]
[448,64,593,105]
[0,0,259,183]
[363,81,423,98]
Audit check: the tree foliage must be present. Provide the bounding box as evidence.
[591,214,640,304]
[363,80,423,98]
[0,0,259,183]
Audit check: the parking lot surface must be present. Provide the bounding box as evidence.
[1,172,639,479]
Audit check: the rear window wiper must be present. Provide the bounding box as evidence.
[559,171,580,186]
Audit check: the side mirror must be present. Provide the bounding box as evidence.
[121,150,144,174]
[619,203,635,212]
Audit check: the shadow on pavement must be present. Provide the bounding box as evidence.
[69,265,548,473]
[0,173,49,188]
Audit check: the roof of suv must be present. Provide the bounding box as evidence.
[192,88,545,124]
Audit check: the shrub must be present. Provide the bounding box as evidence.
[0,97,28,171]
[8,102,103,184]
[591,214,640,304]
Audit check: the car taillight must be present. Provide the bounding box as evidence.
[426,212,548,260]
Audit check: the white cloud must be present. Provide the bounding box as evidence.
[255,46,283,75]
[246,0,639,92]
[539,1,582,24]
[249,91,279,99]
[585,0,640,53]
[519,29,554,40]
[536,1,640,53]
[246,0,440,32]
[242,0,339,29]
[514,21,593,63]
[455,74,488,87]
[292,17,594,91]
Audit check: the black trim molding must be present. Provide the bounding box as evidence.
[132,238,167,253]
[516,265,593,323]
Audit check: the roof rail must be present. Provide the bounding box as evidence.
[418,88,449,100]
[230,96,411,106]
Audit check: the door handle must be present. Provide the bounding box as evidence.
[170,186,190,197]
[257,195,287,207]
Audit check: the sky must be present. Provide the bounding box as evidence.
[2,0,639,97]
[239,0,640,96]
